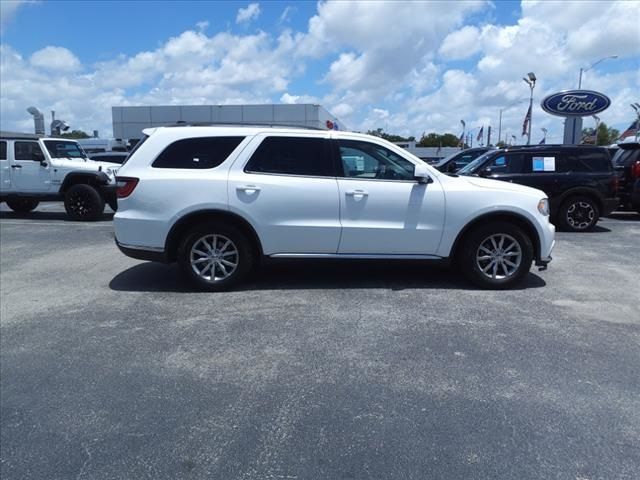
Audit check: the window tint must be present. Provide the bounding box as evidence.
[14,141,44,160]
[487,153,526,174]
[338,139,415,180]
[566,152,612,172]
[0,141,6,160]
[245,136,333,177]
[153,136,245,169]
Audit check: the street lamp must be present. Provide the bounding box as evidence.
[578,55,618,88]
[498,98,528,145]
[522,72,536,145]
[592,115,601,145]
[541,127,548,144]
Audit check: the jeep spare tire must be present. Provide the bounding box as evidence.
[64,184,105,221]
[6,198,39,213]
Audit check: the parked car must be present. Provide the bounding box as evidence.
[434,147,494,173]
[0,132,119,220]
[77,137,128,154]
[88,151,129,165]
[456,144,618,232]
[113,126,554,290]
[612,139,640,213]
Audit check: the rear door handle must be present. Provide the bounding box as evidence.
[345,189,368,197]
[11,165,22,169]
[237,185,261,194]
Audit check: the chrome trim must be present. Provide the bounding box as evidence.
[269,253,443,260]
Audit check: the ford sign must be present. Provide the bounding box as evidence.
[541,90,611,117]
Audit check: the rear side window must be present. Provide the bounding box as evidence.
[245,136,333,177]
[0,141,6,160]
[152,136,245,169]
[14,141,44,160]
[566,152,612,172]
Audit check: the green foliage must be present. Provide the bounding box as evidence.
[581,122,620,146]
[366,128,415,142]
[59,130,91,139]
[417,132,460,147]
[495,141,507,148]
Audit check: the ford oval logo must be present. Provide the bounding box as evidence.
[541,90,611,117]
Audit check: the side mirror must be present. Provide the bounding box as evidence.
[414,163,432,184]
[32,150,45,162]
[478,167,492,177]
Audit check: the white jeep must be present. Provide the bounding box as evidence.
[114,126,555,290]
[0,132,120,220]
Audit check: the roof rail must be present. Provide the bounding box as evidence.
[163,122,326,131]
[0,131,43,140]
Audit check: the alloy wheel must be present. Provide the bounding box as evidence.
[476,233,523,280]
[189,234,239,282]
[566,201,595,230]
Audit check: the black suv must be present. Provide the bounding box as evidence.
[612,141,640,213]
[457,145,618,231]
[434,147,494,173]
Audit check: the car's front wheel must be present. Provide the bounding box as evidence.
[458,222,533,289]
[177,223,253,291]
[64,184,105,221]
[6,198,39,213]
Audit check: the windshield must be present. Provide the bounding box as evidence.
[457,151,495,175]
[44,140,88,159]
[434,151,460,168]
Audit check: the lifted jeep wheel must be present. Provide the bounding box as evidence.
[64,184,105,221]
[6,198,39,213]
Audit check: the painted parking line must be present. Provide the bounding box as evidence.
[0,221,114,227]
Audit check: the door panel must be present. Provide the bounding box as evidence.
[227,134,341,255]
[11,141,51,192]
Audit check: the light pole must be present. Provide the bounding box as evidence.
[498,98,527,145]
[578,55,618,88]
[522,72,536,145]
[460,119,466,150]
[540,128,548,144]
[592,115,601,145]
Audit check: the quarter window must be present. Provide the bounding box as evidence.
[338,139,415,181]
[245,136,333,177]
[14,141,44,161]
[153,137,245,169]
[0,141,6,160]
[566,152,612,172]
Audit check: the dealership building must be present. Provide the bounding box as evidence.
[112,104,344,141]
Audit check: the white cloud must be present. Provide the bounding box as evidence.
[29,46,81,71]
[236,3,260,24]
[280,93,319,104]
[439,26,481,60]
[0,0,34,30]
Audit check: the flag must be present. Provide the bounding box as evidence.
[619,119,639,140]
[476,126,484,142]
[522,104,531,136]
[539,137,546,144]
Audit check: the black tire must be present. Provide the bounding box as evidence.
[458,221,533,289]
[557,195,599,232]
[6,198,39,213]
[177,223,253,292]
[64,184,105,221]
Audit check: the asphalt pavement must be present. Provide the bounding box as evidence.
[1,203,639,479]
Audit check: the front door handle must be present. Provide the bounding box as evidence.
[345,189,368,198]
[237,185,261,194]
[11,165,22,169]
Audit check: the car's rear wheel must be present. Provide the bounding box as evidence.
[6,198,39,213]
[64,184,105,221]
[177,223,253,291]
[557,196,599,232]
[458,221,533,289]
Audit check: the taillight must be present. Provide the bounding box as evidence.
[631,161,640,179]
[116,176,139,198]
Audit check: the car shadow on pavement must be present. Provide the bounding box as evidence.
[606,212,640,221]
[109,259,546,293]
[0,211,114,222]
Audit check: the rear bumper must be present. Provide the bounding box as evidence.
[115,238,169,263]
[99,184,117,204]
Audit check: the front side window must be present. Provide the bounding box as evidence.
[245,136,333,177]
[44,140,87,159]
[14,141,44,161]
[485,153,526,174]
[153,136,245,169]
[0,141,6,160]
[338,139,415,181]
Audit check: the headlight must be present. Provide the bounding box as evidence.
[537,198,549,216]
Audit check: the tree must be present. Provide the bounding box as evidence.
[495,140,507,148]
[366,128,415,143]
[60,130,91,139]
[581,122,620,146]
[417,132,460,147]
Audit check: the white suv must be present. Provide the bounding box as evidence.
[0,132,120,220]
[114,126,555,290]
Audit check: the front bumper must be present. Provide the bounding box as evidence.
[99,184,117,205]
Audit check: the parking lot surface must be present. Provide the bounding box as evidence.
[1,203,639,480]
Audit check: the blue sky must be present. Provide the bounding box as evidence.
[1,1,638,142]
